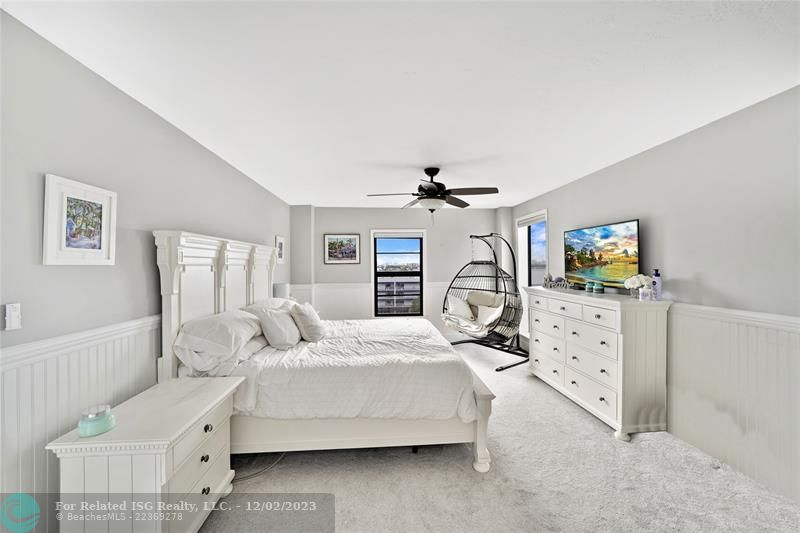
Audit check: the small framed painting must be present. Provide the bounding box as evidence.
[43,174,117,265]
[275,235,286,264]
[324,234,360,264]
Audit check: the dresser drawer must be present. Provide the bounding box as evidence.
[566,344,618,390]
[565,319,619,359]
[565,368,617,421]
[530,331,566,363]
[529,295,549,311]
[583,305,618,330]
[170,420,229,499]
[548,298,583,319]
[173,396,232,470]
[531,311,565,339]
[530,354,564,388]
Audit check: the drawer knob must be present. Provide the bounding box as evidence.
[534,339,540,343]
[552,369,559,374]
[534,319,540,323]
[559,306,566,311]
[552,325,559,330]
[570,380,577,385]
[594,313,601,319]
[201,486,211,495]
[600,341,607,346]
[204,423,214,433]
[600,369,607,374]
[571,356,578,361]
[552,347,559,352]
[535,300,540,304]
[201,454,210,463]
[533,358,539,363]
[571,331,578,336]
[599,397,606,402]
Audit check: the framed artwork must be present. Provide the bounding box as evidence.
[42,174,117,265]
[324,234,360,264]
[275,235,286,264]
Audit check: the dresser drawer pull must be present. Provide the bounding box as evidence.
[599,369,607,374]
[571,355,578,361]
[552,369,559,375]
[594,313,601,319]
[534,300,541,304]
[598,397,606,402]
[534,339,540,343]
[534,319,540,323]
[552,347,559,352]
[201,486,211,495]
[570,380,577,385]
[552,325,559,330]
[533,358,539,363]
[571,331,579,336]
[600,341,608,346]
[204,424,214,433]
[559,306,566,311]
[200,454,210,463]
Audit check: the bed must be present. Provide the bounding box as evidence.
[154,230,495,472]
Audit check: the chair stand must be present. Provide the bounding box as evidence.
[452,335,529,372]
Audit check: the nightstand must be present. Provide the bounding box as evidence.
[47,377,244,533]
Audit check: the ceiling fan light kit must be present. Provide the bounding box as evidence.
[367,166,499,212]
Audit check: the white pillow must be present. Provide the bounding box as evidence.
[467,291,504,308]
[237,335,268,362]
[447,295,474,321]
[244,297,296,315]
[477,304,504,327]
[251,307,302,350]
[290,302,326,342]
[173,310,261,373]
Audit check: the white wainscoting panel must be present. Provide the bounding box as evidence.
[668,303,800,504]
[0,315,160,520]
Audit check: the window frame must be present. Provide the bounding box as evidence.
[371,232,425,318]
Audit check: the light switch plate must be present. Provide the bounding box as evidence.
[4,303,21,330]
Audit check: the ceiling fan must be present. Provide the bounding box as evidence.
[367,167,499,212]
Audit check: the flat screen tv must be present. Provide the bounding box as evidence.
[564,219,639,288]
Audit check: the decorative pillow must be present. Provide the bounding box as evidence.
[290,302,326,342]
[477,304,504,327]
[173,310,261,373]
[250,307,302,350]
[467,291,504,309]
[447,295,474,321]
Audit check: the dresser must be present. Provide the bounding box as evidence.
[523,286,671,441]
[47,377,244,533]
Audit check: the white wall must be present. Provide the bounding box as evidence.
[512,87,799,317]
[0,13,291,347]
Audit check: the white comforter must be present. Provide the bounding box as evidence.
[227,318,477,422]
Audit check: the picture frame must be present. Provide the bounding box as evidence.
[275,235,286,264]
[324,233,360,264]
[42,174,117,266]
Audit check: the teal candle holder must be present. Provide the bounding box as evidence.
[78,405,116,437]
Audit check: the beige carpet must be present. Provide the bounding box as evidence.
[206,344,800,532]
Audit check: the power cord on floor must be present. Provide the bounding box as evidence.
[232,452,287,483]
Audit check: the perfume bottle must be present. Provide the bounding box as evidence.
[652,269,662,300]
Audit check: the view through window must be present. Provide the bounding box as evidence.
[528,219,547,285]
[374,237,423,316]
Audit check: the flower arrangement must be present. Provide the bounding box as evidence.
[624,274,653,298]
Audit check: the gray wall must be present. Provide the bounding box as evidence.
[290,205,315,284]
[512,87,800,317]
[0,13,291,347]
[310,207,497,284]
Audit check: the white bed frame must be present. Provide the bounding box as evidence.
[154,230,495,472]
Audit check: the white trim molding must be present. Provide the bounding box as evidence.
[667,302,800,504]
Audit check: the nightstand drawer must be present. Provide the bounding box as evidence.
[565,368,617,421]
[529,295,549,311]
[530,331,566,363]
[565,319,619,359]
[170,420,229,499]
[531,311,565,339]
[583,305,618,330]
[173,396,232,470]
[548,298,583,319]
[566,344,618,390]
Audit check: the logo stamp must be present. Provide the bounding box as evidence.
[1,493,40,533]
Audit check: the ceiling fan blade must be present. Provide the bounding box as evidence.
[445,196,469,208]
[445,187,499,195]
[366,193,415,197]
[402,198,421,209]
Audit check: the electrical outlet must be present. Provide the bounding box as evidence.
[4,303,22,330]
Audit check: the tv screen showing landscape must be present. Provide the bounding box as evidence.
[564,220,639,288]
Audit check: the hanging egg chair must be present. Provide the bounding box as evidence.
[442,233,528,371]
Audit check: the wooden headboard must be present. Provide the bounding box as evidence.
[153,230,277,381]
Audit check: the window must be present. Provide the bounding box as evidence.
[516,211,547,287]
[374,237,423,316]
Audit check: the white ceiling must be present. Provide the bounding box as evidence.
[4,1,798,208]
